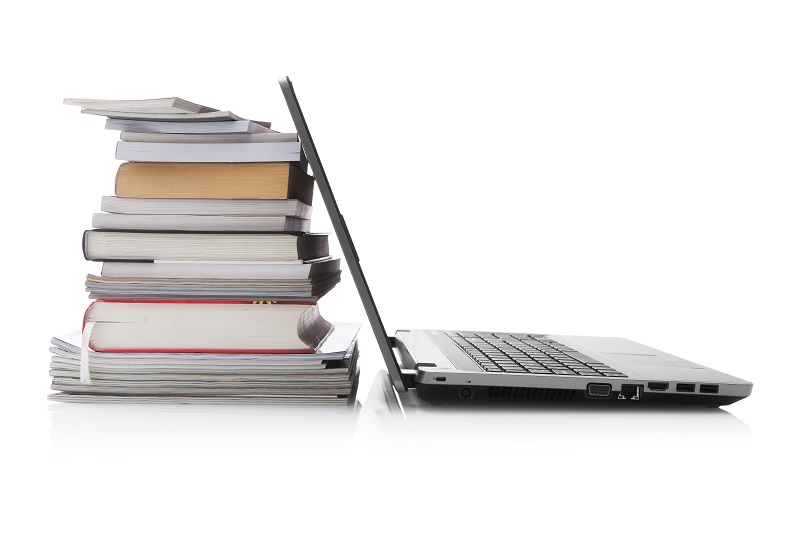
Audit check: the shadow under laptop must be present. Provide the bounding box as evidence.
[357,371,752,453]
[49,401,361,456]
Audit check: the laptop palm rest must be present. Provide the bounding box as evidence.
[600,353,687,368]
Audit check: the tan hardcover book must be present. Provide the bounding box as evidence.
[115,162,314,204]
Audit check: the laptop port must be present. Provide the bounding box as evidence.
[618,384,642,400]
[699,384,719,394]
[648,382,669,391]
[587,383,612,397]
[676,383,695,393]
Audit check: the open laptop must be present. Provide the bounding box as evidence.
[279,77,753,407]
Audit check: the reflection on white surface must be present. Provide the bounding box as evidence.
[50,371,751,457]
[356,371,752,453]
[49,402,360,456]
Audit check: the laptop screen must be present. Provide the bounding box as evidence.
[279,77,408,391]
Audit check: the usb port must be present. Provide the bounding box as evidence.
[699,384,718,394]
[648,382,669,391]
[676,383,695,393]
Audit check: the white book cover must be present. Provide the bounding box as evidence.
[116,141,302,163]
[63,97,216,114]
[91,213,310,232]
[100,197,312,218]
[85,109,244,121]
[100,258,338,279]
[105,118,272,133]
[120,131,298,143]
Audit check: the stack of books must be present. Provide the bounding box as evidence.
[49,97,359,407]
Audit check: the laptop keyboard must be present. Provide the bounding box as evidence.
[447,331,627,377]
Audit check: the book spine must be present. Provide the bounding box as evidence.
[82,230,155,263]
[82,230,89,260]
[297,234,329,260]
[82,301,96,332]
[114,166,122,196]
[288,165,314,206]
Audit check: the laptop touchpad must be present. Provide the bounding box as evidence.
[601,353,686,368]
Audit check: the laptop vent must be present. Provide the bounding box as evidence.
[485,386,577,402]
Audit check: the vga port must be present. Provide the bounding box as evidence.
[586,383,612,397]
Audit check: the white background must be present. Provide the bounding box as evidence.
[2,1,798,531]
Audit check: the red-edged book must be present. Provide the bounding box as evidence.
[83,300,332,353]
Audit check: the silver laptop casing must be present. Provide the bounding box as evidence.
[395,329,752,404]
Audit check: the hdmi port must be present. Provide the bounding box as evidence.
[648,382,669,391]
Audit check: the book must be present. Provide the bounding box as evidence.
[48,324,360,404]
[101,197,312,218]
[47,394,357,406]
[120,131,298,143]
[100,258,340,280]
[51,93,358,407]
[115,162,313,203]
[83,231,329,262]
[82,300,333,353]
[54,322,359,360]
[106,118,272,133]
[84,271,342,300]
[92,213,311,233]
[63,97,217,114]
[116,141,302,163]
[84,109,245,122]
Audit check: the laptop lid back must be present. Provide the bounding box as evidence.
[279,77,409,391]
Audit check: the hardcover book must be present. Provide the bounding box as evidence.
[83,231,330,262]
[105,118,272,133]
[100,197,312,218]
[116,141,302,162]
[115,162,313,203]
[83,300,333,353]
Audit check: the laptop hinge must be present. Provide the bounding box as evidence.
[400,369,417,389]
[389,336,423,389]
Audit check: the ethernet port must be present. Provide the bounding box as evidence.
[618,384,642,401]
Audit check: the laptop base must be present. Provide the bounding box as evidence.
[415,382,744,408]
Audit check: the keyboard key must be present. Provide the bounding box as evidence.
[451,331,625,376]
[561,352,603,365]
